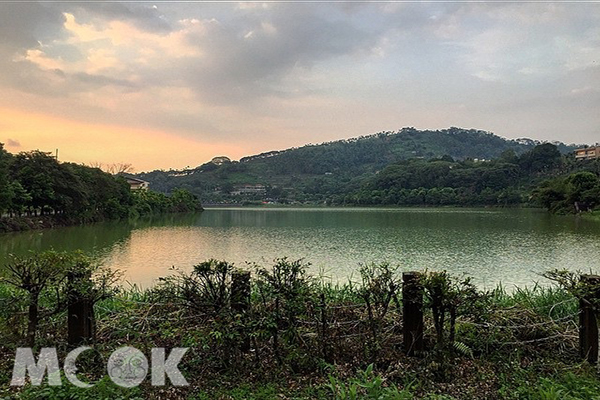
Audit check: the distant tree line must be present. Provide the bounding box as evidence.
[0,145,202,229]
[346,143,600,213]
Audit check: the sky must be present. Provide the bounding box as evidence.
[0,2,598,172]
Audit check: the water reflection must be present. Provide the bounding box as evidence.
[1,209,599,289]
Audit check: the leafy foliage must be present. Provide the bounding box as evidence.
[326,364,413,399]
[533,171,600,214]
[0,146,202,231]
[0,251,118,346]
[155,259,234,315]
[254,258,316,369]
[420,271,482,347]
[359,263,401,359]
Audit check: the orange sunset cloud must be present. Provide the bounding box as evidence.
[0,107,243,171]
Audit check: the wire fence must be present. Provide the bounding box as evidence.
[459,312,579,330]
[0,284,586,359]
[82,294,584,351]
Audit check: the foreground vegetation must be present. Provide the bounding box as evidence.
[0,145,202,232]
[1,252,599,399]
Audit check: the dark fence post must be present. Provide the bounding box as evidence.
[580,274,600,363]
[320,293,333,363]
[403,271,424,356]
[231,271,251,313]
[67,271,95,346]
[231,271,251,352]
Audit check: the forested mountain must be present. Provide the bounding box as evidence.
[136,127,579,204]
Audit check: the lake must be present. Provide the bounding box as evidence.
[1,207,599,289]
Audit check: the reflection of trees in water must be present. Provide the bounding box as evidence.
[0,213,203,269]
[127,212,202,229]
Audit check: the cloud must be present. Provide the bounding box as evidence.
[0,2,175,96]
[66,2,171,33]
[174,4,382,105]
[0,1,598,168]
[0,3,66,50]
[6,138,21,148]
[0,106,244,171]
[1,3,383,105]
[434,4,600,82]
[0,2,387,140]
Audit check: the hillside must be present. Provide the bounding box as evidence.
[136,127,578,204]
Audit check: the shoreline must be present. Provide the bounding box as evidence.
[0,214,86,234]
[1,204,596,235]
[0,208,204,234]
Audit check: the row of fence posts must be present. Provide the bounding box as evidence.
[66,271,600,364]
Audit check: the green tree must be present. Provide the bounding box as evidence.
[533,179,568,213]
[498,149,519,164]
[1,251,71,346]
[0,143,12,214]
[519,143,562,174]
[566,172,600,210]
[10,151,58,215]
[7,181,32,217]
[170,188,201,212]
[67,164,132,219]
[533,172,600,214]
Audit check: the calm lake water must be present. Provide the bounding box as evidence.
[1,208,599,289]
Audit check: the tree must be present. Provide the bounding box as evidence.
[0,143,12,214]
[170,188,201,212]
[533,171,600,214]
[86,162,134,175]
[51,162,88,215]
[566,172,600,211]
[1,251,119,346]
[106,163,135,175]
[10,151,58,215]
[533,179,568,213]
[7,181,32,217]
[86,161,104,169]
[66,163,132,220]
[2,251,71,346]
[519,143,562,173]
[498,149,519,164]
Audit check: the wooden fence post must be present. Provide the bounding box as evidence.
[580,274,600,363]
[67,271,95,346]
[320,293,333,363]
[231,271,251,313]
[403,271,424,356]
[231,271,251,352]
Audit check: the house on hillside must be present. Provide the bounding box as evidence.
[574,146,600,161]
[211,156,231,165]
[231,184,266,196]
[124,177,149,191]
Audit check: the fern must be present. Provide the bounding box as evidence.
[453,341,474,359]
